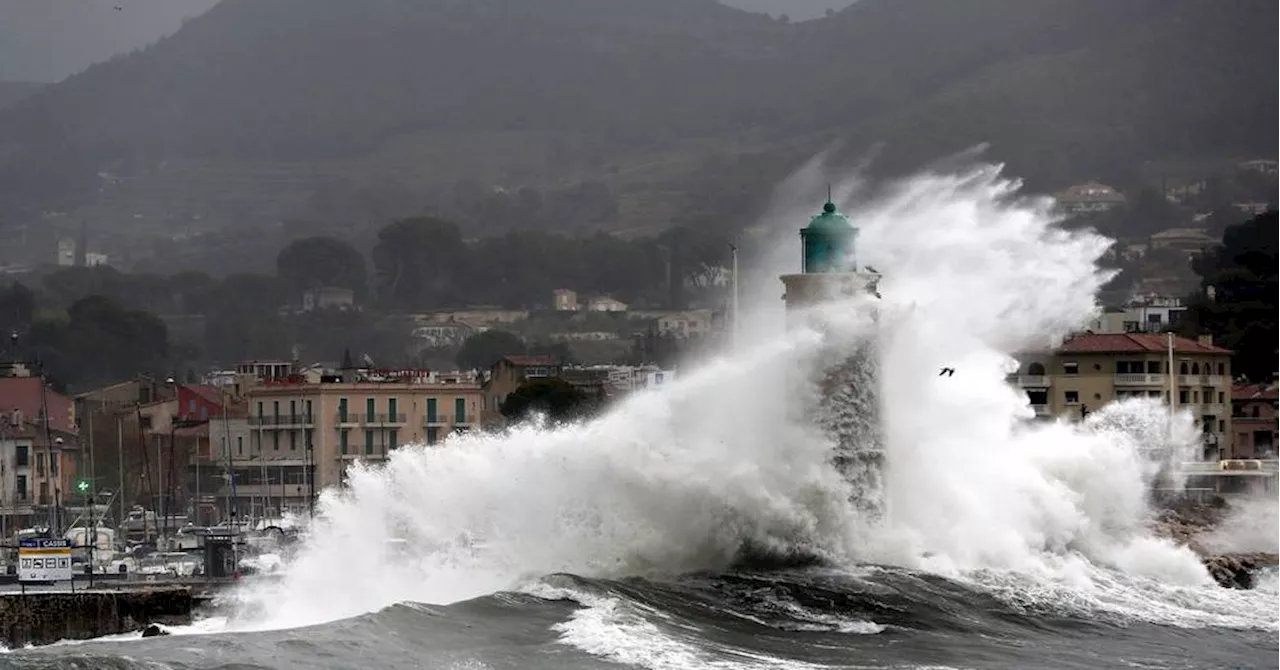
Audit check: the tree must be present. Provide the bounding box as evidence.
[276,236,368,300]
[456,330,525,371]
[29,295,171,390]
[372,217,467,309]
[500,378,599,424]
[1180,212,1277,382]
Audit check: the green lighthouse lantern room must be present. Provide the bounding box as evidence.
[801,197,858,274]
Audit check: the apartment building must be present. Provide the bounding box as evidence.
[1011,333,1234,458]
[1231,383,1277,459]
[211,375,484,515]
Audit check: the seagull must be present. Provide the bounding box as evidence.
[939,367,955,377]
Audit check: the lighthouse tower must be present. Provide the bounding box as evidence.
[780,197,879,317]
[780,196,885,516]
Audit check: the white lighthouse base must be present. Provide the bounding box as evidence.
[780,271,886,520]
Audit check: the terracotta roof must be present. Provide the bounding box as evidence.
[1057,333,1233,355]
[1233,382,1279,401]
[183,384,225,406]
[502,355,558,367]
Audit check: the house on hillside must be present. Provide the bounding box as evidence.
[1053,181,1127,214]
[1237,159,1278,176]
[1231,383,1277,459]
[1148,227,1214,254]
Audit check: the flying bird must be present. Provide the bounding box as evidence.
[939,367,955,377]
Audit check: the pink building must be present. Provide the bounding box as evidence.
[1231,382,1278,459]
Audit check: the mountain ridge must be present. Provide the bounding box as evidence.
[0,0,1273,256]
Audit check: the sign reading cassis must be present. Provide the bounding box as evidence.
[18,538,73,582]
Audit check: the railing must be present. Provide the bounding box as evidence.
[249,414,315,427]
[1017,376,1050,388]
[365,413,407,424]
[1113,373,1164,386]
[424,414,451,426]
[1031,404,1051,417]
[1179,375,1211,387]
[334,412,364,425]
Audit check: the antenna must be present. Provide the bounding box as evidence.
[827,183,832,203]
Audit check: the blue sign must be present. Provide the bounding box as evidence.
[19,538,71,549]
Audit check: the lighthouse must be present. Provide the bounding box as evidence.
[780,195,885,517]
[780,197,880,318]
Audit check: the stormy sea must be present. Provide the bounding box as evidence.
[4,161,1276,669]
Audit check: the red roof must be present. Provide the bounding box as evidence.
[1057,333,1233,355]
[183,384,225,406]
[0,377,76,434]
[502,355,558,367]
[1233,382,1278,401]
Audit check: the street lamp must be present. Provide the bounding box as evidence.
[76,477,95,587]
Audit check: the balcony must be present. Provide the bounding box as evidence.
[424,414,451,426]
[249,414,315,427]
[334,412,364,426]
[1114,373,1165,387]
[1178,375,1213,387]
[1031,404,1052,418]
[366,413,407,425]
[1016,376,1051,388]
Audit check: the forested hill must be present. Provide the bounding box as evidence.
[0,82,42,110]
[0,0,1274,240]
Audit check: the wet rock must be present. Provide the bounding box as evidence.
[1201,553,1279,589]
[141,623,169,638]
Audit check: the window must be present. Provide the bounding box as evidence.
[1027,362,1046,376]
[1147,361,1161,374]
[289,431,297,451]
[1027,390,1048,405]
[427,427,439,446]
[36,453,44,475]
[1116,361,1146,374]
[189,399,197,414]
[1064,391,1079,404]
[1179,390,1190,404]
[306,400,313,422]
[1218,420,1225,432]
[50,454,57,475]
[340,430,349,455]
[1217,363,1225,375]
[15,445,27,467]
[272,432,280,451]
[389,430,399,451]
[339,398,349,422]
[455,398,467,423]
[1191,362,1200,374]
[38,482,48,505]
[366,398,376,421]
[364,430,375,455]
[1218,392,1225,404]
[1180,362,1189,375]
[290,400,296,421]
[273,401,280,422]
[237,436,243,456]
[427,398,437,422]
[16,475,26,501]
[1062,362,1078,375]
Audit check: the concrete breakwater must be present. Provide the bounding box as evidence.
[0,588,192,647]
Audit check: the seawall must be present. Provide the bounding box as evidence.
[0,588,193,647]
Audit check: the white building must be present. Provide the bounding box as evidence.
[586,296,628,312]
[1089,295,1187,334]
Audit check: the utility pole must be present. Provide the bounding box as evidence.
[730,243,740,351]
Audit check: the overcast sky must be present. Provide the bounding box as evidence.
[0,0,853,82]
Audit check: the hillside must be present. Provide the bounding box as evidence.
[0,0,1273,272]
[0,82,43,110]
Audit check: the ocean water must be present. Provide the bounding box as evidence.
[4,158,1276,669]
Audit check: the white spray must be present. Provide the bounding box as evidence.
[227,159,1265,634]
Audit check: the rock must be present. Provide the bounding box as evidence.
[141,624,169,638]
[1201,553,1279,589]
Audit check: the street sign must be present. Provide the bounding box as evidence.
[18,538,73,582]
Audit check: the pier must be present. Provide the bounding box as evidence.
[0,587,192,647]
